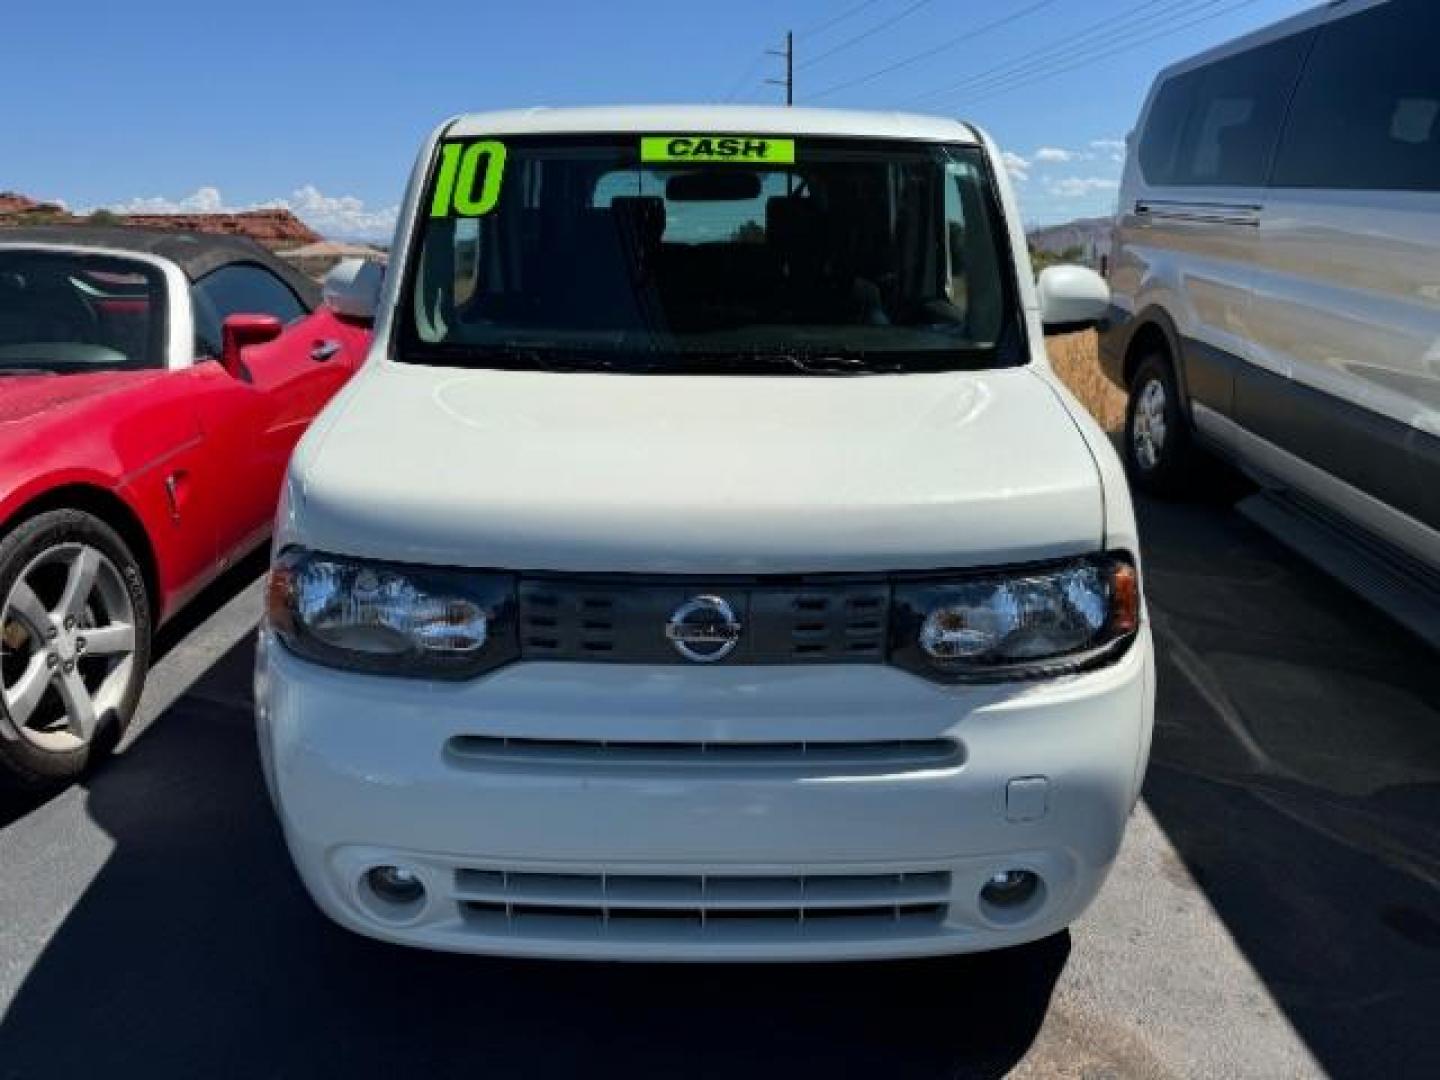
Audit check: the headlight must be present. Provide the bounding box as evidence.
[265,548,517,678]
[892,554,1140,682]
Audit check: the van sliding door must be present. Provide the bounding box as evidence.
[1126,33,1311,424]
[1249,0,1440,548]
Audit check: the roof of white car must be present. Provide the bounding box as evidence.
[445,105,978,144]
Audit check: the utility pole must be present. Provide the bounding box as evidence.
[765,30,793,105]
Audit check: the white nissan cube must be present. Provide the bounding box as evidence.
[256,106,1155,961]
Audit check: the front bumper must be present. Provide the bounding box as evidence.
[256,629,1154,961]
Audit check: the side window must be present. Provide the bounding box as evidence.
[450,218,483,307]
[1273,0,1440,192]
[1171,33,1312,187]
[1138,71,1202,185]
[943,158,1003,344]
[193,263,307,357]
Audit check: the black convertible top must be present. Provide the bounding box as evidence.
[0,225,321,310]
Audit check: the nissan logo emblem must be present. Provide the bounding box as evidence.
[665,595,742,663]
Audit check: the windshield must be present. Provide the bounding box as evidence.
[0,250,168,374]
[400,135,1021,374]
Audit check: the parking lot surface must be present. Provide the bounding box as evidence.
[2,484,1438,1079]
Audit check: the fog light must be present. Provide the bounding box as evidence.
[981,869,1040,909]
[367,865,425,907]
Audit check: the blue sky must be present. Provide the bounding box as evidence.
[1,0,1315,237]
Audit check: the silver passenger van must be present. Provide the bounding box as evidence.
[1101,0,1439,638]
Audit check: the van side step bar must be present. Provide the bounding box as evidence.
[1237,491,1440,651]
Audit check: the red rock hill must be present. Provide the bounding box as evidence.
[0,192,320,248]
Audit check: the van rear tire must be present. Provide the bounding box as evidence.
[1124,354,1194,497]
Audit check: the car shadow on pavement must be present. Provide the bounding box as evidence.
[1135,478,1440,1079]
[0,620,1069,1079]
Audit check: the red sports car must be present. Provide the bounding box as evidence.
[0,227,378,786]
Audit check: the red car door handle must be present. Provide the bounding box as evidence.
[310,340,342,362]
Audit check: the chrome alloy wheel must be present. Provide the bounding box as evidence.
[1,543,137,753]
[1132,377,1169,472]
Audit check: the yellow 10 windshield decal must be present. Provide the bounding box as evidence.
[641,135,795,164]
[429,140,507,218]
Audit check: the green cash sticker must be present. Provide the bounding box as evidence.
[430,140,507,218]
[640,135,795,164]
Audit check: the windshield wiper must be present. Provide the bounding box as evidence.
[404,344,653,373]
[405,344,1000,376]
[0,367,57,377]
[779,353,899,375]
[702,352,908,376]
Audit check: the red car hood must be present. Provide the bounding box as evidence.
[0,371,165,428]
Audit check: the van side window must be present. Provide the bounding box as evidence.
[1138,71,1201,185]
[1170,33,1311,187]
[1272,0,1439,192]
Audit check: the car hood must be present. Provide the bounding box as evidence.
[0,371,161,429]
[293,363,1103,574]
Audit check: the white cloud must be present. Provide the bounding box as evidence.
[1033,147,1075,164]
[280,185,399,240]
[97,185,399,240]
[1089,138,1127,164]
[1001,150,1031,182]
[1044,175,1120,198]
[109,186,227,215]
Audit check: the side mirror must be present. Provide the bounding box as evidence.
[220,313,283,377]
[1037,265,1110,335]
[322,258,384,325]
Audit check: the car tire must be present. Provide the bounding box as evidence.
[0,509,151,789]
[1124,354,1194,497]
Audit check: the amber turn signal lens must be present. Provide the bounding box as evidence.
[1109,560,1140,636]
[265,566,297,636]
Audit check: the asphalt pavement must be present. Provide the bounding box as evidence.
[1,480,1437,1079]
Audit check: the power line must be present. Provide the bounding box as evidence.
[799,0,887,39]
[960,0,1267,106]
[901,0,1203,106]
[951,0,1229,102]
[902,0,1196,106]
[805,0,1065,103]
[963,0,1262,105]
[718,50,769,103]
[797,0,937,71]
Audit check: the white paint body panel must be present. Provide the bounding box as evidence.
[258,629,1154,961]
[445,105,979,146]
[262,106,1153,960]
[288,363,1104,574]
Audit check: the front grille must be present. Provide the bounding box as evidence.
[455,869,950,937]
[445,735,963,774]
[517,576,890,664]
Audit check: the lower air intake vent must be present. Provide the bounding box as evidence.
[456,869,951,937]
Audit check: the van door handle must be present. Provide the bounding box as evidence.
[310,340,342,362]
[1135,200,1261,226]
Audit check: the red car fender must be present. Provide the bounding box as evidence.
[0,373,214,627]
